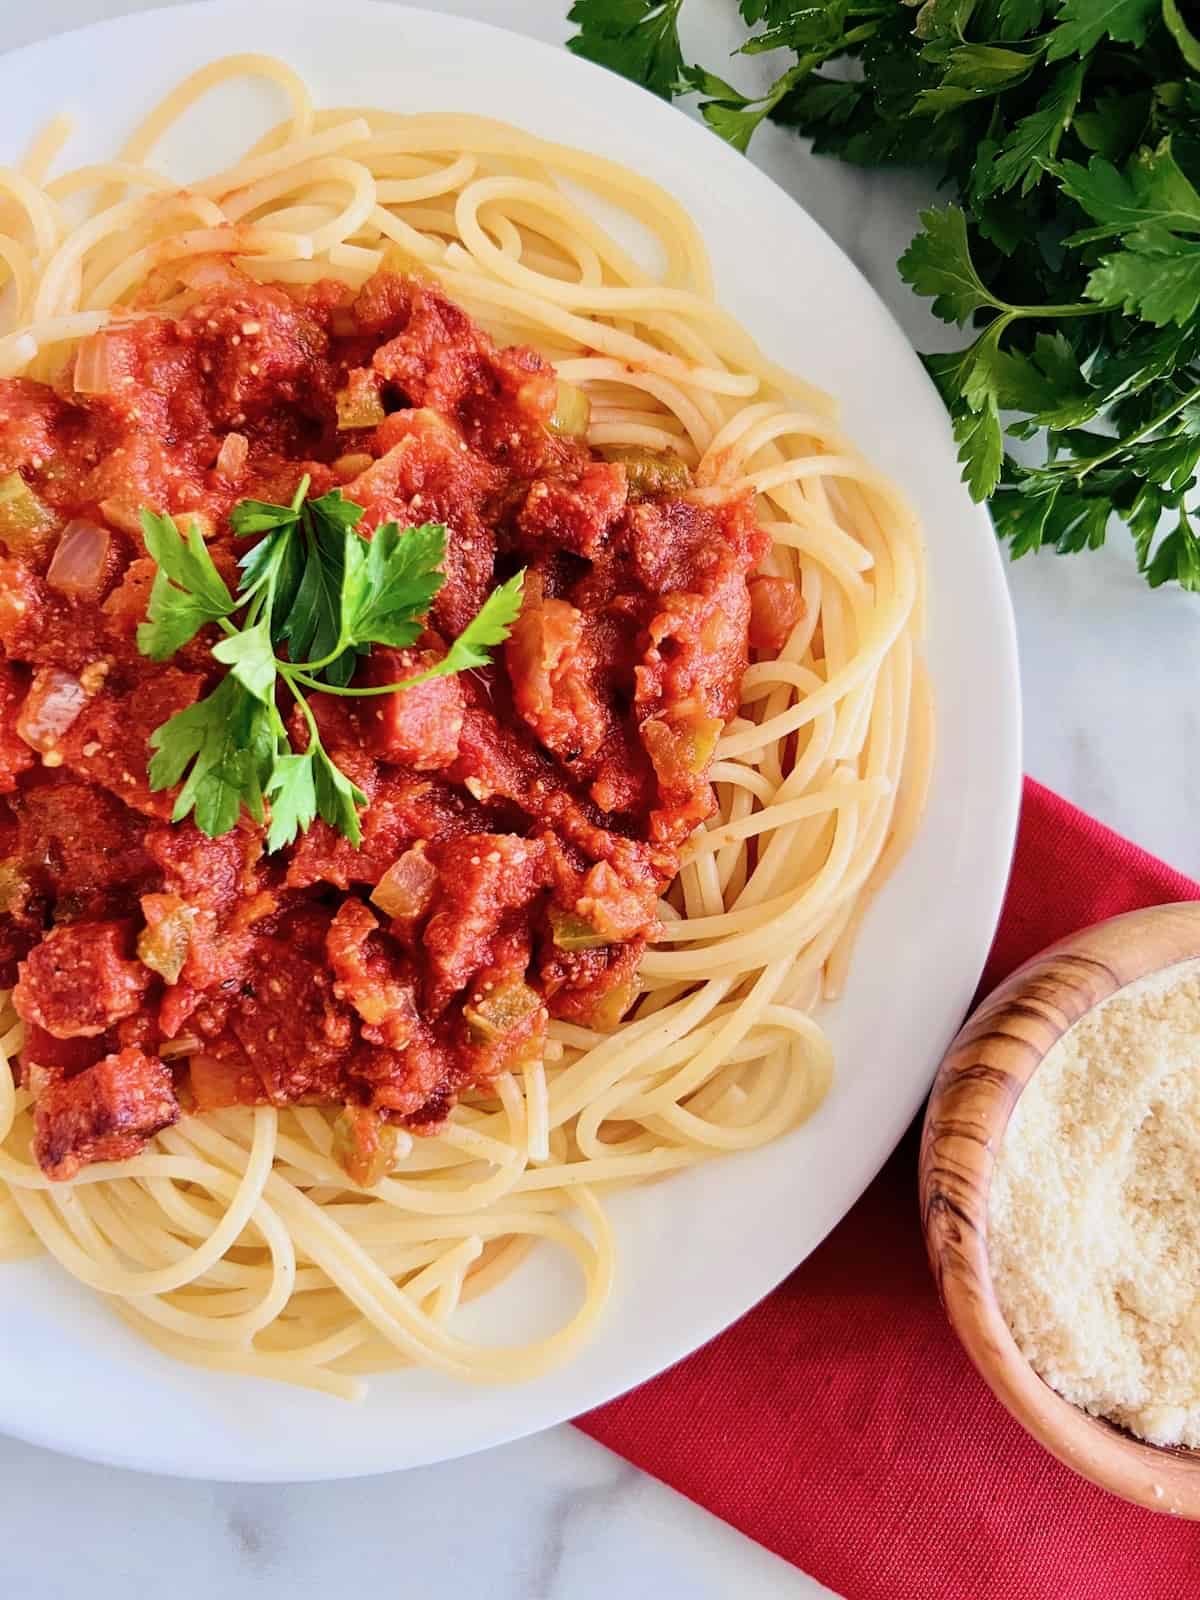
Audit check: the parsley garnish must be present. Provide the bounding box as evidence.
[137,482,524,850]
[568,0,1200,589]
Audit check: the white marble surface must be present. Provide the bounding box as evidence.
[2,1,1195,1596]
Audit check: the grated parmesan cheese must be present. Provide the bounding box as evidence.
[989,960,1200,1448]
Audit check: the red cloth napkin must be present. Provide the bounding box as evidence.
[578,778,1200,1598]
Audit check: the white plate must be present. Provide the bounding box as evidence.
[0,0,1021,1480]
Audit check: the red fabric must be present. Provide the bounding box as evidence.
[578,777,1200,1597]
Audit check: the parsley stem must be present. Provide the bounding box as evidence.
[1075,384,1200,481]
[287,668,427,698]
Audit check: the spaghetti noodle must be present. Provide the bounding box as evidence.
[0,54,929,1398]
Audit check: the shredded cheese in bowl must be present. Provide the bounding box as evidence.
[989,961,1200,1448]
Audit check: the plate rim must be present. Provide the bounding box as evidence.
[0,0,1022,1480]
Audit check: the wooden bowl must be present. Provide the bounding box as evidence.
[920,901,1200,1517]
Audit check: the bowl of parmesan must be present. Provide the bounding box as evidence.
[920,902,1200,1517]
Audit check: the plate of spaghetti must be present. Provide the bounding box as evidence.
[0,2,1019,1478]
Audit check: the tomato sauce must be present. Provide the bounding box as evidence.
[0,266,767,1180]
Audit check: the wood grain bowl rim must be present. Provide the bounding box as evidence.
[919,902,1200,1519]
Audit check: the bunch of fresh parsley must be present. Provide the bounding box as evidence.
[136,483,523,849]
[568,0,1200,588]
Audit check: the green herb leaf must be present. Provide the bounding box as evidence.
[1087,228,1200,327]
[566,0,1200,590]
[340,520,446,650]
[916,44,1040,114]
[1044,0,1158,64]
[211,618,278,704]
[975,59,1086,197]
[136,511,235,660]
[1165,0,1200,72]
[898,206,1005,322]
[1056,140,1200,244]
[565,0,686,99]
[148,675,277,838]
[278,490,364,668]
[397,569,526,689]
[264,751,318,852]
[952,391,1004,499]
[311,741,366,848]
[997,0,1048,40]
[1074,90,1151,161]
[139,483,521,846]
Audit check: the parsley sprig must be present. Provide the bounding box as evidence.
[568,0,1200,589]
[136,482,524,850]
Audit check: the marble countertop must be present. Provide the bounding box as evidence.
[3,2,1195,1596]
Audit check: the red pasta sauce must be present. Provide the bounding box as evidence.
[0,266,769,1180]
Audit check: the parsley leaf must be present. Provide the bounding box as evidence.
[136,510,235,660]
[139,485,519,847]
[975,60,1086,198]
[1165,0,1200,73]
[1056,140,1200,243]
[898,206,1005,322]
[148,675,275,838]
[211,618,278,703]
[395,569,527,689]
[565,0,685,99]
[312,742,368,848]
[1044,0,1159,64]
[1087,228,1200,326]
[264,752,317,853]
[340,520,446,650]
[277,489,363,670]
[953,393,1004,500]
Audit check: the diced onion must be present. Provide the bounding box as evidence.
[215,431,248,480]
[73,332,113,395]
[333,452,374,480]
[159,1033,202,1061]
[371,848,437,921]
[176,510,214,542]
[177,259,246,294]
[16,668,87,753]
[25,1061,57,1101]
[46,518,110,597]
[137,896,195,985]
[98,498,143,538]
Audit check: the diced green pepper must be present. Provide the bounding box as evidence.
[335,378,387,431]
[0,472,56,553]
[587,974,638,1032]
[549,906,608,951]
[548,380,591,438]
[599,445,692,497]
[464,978,541,1043]
[332,1105,399,1188]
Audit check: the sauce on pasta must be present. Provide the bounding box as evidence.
[0,267,770,1184]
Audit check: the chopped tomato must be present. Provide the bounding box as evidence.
[32,1048,179,1180]
[15,921,151,1039]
